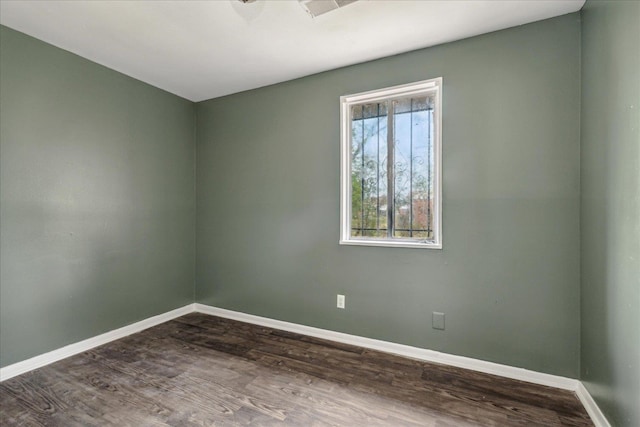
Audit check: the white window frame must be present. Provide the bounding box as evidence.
[339,77,442,249]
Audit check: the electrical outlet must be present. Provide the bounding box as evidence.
[337,294,346,309]
[432,312,445,330]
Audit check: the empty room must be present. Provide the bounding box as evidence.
[0,0,638,426]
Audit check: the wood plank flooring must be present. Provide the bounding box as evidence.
[0,313,593,426]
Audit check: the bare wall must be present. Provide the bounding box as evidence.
[196,14,582,377]
[0,26,196,367]
[580,1,640,426]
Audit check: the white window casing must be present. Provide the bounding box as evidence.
[340,77,442,249]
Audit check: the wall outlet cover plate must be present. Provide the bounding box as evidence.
[433,312,445,330]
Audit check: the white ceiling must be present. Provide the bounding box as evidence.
[0,0,585,102]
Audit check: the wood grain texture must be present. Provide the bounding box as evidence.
[0,313,593,426]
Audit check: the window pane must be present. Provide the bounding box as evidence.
[351,105,362,235]
[392,96,435,239]
[350,102,386,238]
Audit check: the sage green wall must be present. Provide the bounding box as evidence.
[196,14,582,377]
[0,26,196,367]
[580,2,640,426]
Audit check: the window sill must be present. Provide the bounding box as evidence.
[339,239,442,250]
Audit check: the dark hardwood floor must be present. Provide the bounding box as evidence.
[0,313,593,426]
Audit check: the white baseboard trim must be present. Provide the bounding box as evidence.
[0,303,195,382]
[575,382,612,427]
[0,302,611,427]
[194,303,579,391]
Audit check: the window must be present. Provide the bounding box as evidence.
[340,78,442,249]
